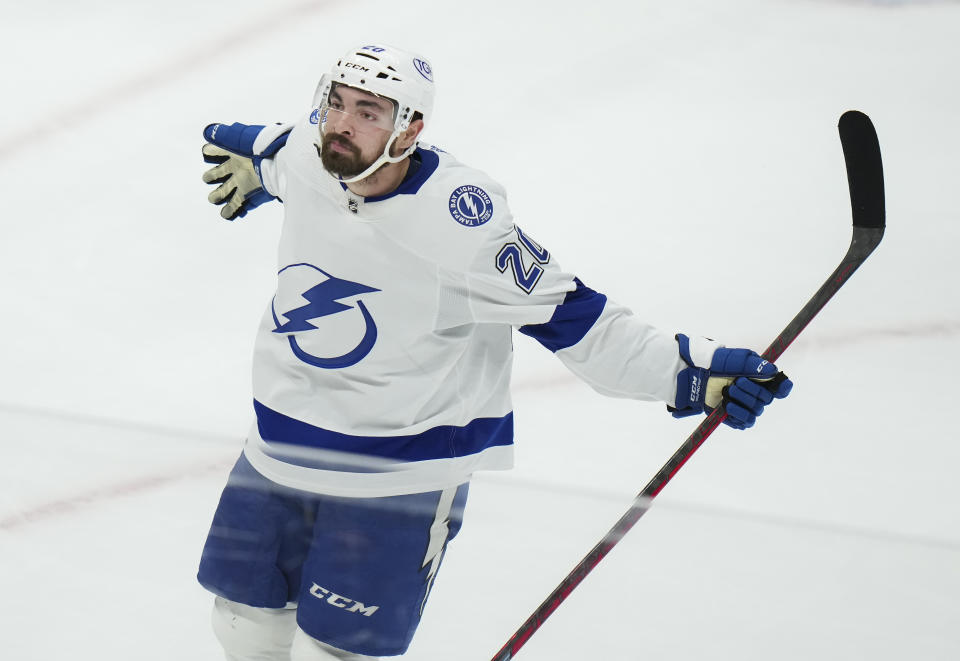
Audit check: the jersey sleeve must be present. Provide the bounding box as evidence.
[259,154,285,199]
[254,121,299,200]
[525,287,685,403]
[463,210,683,404]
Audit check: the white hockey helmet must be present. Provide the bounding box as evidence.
[313,44,435,182]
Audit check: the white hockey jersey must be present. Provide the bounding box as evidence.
[242,113,686,497]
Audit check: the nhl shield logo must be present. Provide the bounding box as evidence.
[448,185,493,227]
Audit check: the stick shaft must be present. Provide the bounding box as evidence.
[490,112,885,661]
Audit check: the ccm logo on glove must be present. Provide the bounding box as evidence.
[671,334,793,430]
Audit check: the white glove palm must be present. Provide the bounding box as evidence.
[201,143,263,220]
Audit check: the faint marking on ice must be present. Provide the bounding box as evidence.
[2,319,956,533]
[511,320,960,392]
[0,0,339,161]
[0,404,238,531]
[474,473,960,553]
[793,319,960,349]
[815,0,960,6]
[0,459,233,532]
[0,401,236,445]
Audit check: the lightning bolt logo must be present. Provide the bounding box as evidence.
[448,185,493,227]
[273,276,379,334]
[460,192,480,218]
[419,487,459,616]
[270,264,381,369]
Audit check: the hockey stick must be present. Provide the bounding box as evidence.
[490,110,885,660]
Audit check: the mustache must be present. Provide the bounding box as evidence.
[323,133,360,156]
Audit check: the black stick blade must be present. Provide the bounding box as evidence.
[838,110,885,230]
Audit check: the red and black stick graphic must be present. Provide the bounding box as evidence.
[491,110,885,660]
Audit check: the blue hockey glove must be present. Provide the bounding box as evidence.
[670,333,793,430]
[201,122,291,220]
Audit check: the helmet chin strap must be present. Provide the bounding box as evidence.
[315,130,417,185]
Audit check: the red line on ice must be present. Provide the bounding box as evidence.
[0,459,233,532]
[0,0,336,161]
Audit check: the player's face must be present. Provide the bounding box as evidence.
[318,85,396,178]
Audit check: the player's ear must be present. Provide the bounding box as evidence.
[397,119,424,151]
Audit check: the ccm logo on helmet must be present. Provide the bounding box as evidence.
[344,62,370,72]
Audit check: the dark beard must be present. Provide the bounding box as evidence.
[317,133,374,178]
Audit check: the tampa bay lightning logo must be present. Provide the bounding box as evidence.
[413,58,433,82]
[448,185,493,227]
[309,108,322,124]
[270,263,380,369]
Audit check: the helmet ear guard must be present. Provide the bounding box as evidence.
[312,44,434,184]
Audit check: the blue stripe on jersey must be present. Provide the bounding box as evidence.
[518,278,607,353]
[253,400,513,464]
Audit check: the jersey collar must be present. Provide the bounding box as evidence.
[338,147,440,203]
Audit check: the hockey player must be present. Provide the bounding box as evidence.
[197,44,793,661]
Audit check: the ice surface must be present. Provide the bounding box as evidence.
[1,0,958,659]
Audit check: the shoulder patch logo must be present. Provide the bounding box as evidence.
[448,185,493,227]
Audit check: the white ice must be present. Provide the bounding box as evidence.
[1,0,958,659]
